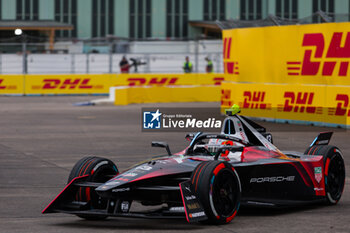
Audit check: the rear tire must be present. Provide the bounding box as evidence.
[305,145,345,204]
[190,161,241,224]
[68,156,119,220]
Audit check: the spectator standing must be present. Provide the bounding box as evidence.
[119,56,130,73]
[183,56,193,73]
[205,57,213,73]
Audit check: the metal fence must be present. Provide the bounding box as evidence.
[0,41,224,74]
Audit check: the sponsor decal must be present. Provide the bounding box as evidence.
[187,203,200,210]
[127,77,178,86]
[99,185,109,190]
[136,165,153,171]
[0,79,5,89]
[314,167,322,183]
[185,195,197,201]
[105,181,120,186]
[156,160,169,164]
[120,201,130,212]
[241,91,272,110]
[315,140,329,145]
[265,134,273,143]
[112,187,130,193]
[122,172,138,177]
[173,157,184,164]
[189,211,206,218]
[221,89,233,107]
[125,76,224,86]
[213,77,225,85]
[116,177,129,181]
[223,37,239,75]
[32,78,97,90]
[328,94,350,117]
[287,32,350,76]
[169,206,185,212]
[250,176,295,183]
[277,91,322,114]
[0,79,17,90]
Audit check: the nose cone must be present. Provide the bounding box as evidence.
[96,162,167,192]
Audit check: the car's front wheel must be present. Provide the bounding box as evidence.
[190,161,241,224]
[68,156,119,220]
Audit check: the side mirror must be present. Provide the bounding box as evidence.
[151,141,171,156]
[185,133,195,142]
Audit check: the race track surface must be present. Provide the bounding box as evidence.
[0,96,349,233]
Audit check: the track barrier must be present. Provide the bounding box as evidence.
[221,22,350,127]
[114,85,220,105]
[0,73,226,95]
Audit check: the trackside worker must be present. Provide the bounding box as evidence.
[119,56,130,73]
[205,57,213,73]
[183,56,193,73]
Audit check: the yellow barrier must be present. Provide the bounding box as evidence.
[223,22,350,85]
[0,75,24,94]
[0,73,227,95]
[111,73,227,87]
[25,74,112,95]
[115,85,221,105]
[221,82,350,126]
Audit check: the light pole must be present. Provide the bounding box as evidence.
[15,28,27,74]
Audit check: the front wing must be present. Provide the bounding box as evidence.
[42,175,207,222]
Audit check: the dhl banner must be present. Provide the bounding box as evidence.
[223,22,350,85]
[0,75,24,94]
[111,73,226,86]
[221,82,350,126]
[25,74,112,94]
[0,73,227,95]
[0,74,225,95]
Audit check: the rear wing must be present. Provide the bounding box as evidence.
[310,132,333,147]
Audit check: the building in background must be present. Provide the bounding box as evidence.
[0,0,349,74]
[0,0,348,41]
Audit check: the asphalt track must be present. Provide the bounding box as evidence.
[0,96,349,233]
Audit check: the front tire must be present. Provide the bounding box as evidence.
[191,161,241,224]
[305,145,345,204]
[68,156,119,220]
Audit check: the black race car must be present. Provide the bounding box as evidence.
[43,111,345,224]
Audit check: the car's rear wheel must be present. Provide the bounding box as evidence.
[191,161,241,224]
[68,156,119,220]
[305,145,345,204]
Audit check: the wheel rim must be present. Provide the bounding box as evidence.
[211,169,238,217]
[327,154,345,201]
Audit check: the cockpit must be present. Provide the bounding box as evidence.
[185,113,277,162]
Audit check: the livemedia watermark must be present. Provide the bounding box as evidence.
[141,108,225,132]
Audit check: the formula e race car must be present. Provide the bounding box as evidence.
[42,109,345,224]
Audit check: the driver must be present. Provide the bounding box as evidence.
[206,139,243,162]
